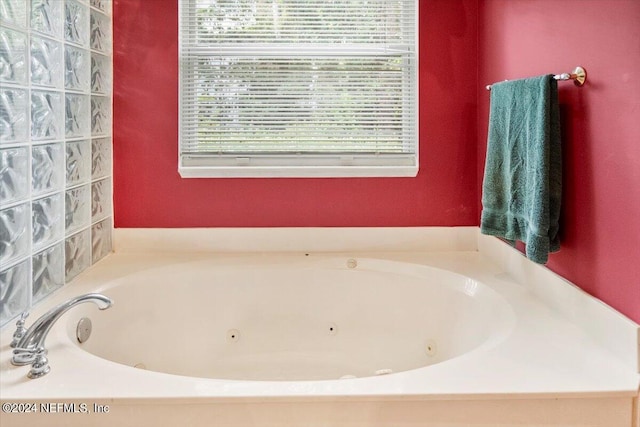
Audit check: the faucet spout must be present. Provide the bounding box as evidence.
[12,293,113,368]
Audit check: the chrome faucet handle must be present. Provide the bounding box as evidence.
[10,312,30,348]
[12,346,38,365]
[28,347,50,379]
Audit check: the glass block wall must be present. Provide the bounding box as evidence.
[0,0,113,327]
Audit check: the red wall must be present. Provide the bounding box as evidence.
[478,0,640,323]
[113,0,478,227]
[114,0,640,323]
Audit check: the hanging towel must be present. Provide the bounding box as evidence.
[480,75,562,264]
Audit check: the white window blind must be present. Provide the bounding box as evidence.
[179,0,418,178]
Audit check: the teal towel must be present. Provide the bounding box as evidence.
[480,75,562,264]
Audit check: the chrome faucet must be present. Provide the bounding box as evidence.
[11,293,113,379]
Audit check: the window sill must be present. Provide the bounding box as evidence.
[179,155,418,178]
[178,165,418,178]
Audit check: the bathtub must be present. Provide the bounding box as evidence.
[78,257,515,382]
[1,228,638,427]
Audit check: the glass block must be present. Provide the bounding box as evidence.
[65,228,90,281]
[32,242,64,303]
[91,216,111,264]
[0,88,28,144]
[31,90,64,141]
[90,0,111,15]
[66,140,91,186]
[0,146,28,204]
[31,36,63,88]
[65,184,90,234]
[65,45,90,91]
[91,137,110,179]
[32,193,64,251]
[32,143,64,196]
[0,258,30,327]
[65,0,89,46]
[90,52,110,94]
[91,95,110,135]
[31,0,63,38]
[91,177,111,223]
[1,0,27,28]
[90,9,110,53]
[0,202,29,266]
[0,27,27,84]
[65,93,90,138]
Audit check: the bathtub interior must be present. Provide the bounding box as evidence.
[63,257,515,381]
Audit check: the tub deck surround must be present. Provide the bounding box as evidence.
[478,232,640,374]
[113,226,480,254]
[0,228,638,427]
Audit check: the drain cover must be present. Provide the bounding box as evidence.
[76,317,92,343]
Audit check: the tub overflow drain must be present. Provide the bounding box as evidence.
[76,317,92,343]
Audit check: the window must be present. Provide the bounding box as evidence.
[179,0,418,178]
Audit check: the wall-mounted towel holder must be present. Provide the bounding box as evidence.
[486,66,587,90]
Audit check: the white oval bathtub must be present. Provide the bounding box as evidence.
[72,257,514,381]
